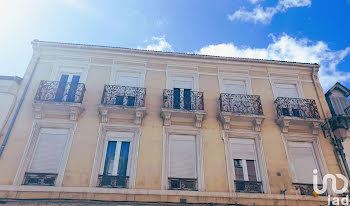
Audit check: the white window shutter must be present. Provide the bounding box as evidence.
[173,77,193,89]
[116,72,140,87]
[223,80,246,94]
[230,139,256,160]
[288,142,319,184]
[169,135,197,178]
[275,84,299,98]
[29,128,69,173]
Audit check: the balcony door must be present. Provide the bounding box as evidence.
[116,72,140,87]
[173,77,193,110]
[275,83,299,98]
[55,74,80,102]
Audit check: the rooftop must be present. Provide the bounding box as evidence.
[32,40,320,68]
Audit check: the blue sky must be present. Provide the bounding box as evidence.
[0,0,349,91]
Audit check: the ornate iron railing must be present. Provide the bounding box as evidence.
[97,175,129,188]
[220,94,263,115]
[275,97,320,119]
[35,80,86,103]
[163,89,204,111]
[101,85,146,107]
[23,172,57,186]
[293,183,327,196]
[345,105,350,115]
[234,180,263,193]
[168,178,197,191]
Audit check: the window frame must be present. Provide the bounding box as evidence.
[166,70,199,91]
[223,129,270,193]
[13,120,77,186]
[99,132,134,177]
[161,126,204,191]
[90,123,141,189]
[51,64,88,83]
[110,65,146,87]
[218,73,252,95]
[282,133,328,186]
[270,78,304,99]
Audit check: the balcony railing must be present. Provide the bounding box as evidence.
[168,178,197,191]
[101,85,146,107]
[220,94,263,115]
[234,180,263,193]
[293,183,327,196]
[345,105,350,115]
[23,172,57,186]
[97,175,129,188]
[163,89,204,111]
[35,80,86,103]
[275,97,320,119]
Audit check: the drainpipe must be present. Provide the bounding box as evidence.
[0,57,40,158]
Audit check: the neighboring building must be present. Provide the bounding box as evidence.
[0,40,340,205]
[0,76,21,137]
[324,82,350,178]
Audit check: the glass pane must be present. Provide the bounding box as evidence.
[234,159,244,180]
[117,142,130,176]
[246,160,257,181]
[103,141,117,175]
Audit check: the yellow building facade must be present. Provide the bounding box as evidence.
[0,40,341,205]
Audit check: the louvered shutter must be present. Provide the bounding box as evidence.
[173,78,193,89]
[29,128,69,173]
[223,80,246,94]
[169,135,197,178]
[288,142,319,184]
[230,139,256,160]
[330,97,350,115]
[276,84,299,98]
[116,72,140,87]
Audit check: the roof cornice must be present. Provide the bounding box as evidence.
[32,40,320,69]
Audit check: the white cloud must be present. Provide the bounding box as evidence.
[228,0,311,24]
[247,0,264,4]
[198,34,350,90]
[138,36,173,52]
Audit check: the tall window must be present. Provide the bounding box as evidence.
[230,138,263,193]
[287,141,321,184]
[55,74,81,102]
[98,133,133,188]
[172,77,194,110]
[168,135,197,190]
[23,128,70,186]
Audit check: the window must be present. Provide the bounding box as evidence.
[116,72,141,87]
[223,80,247,95]
[287,141,321,184]
[275,83,299,98]
[168,135,197,190]
[172,77,193,110]
[97,132,134,188]
[172,77,193,90]
[55,74,81,102]
[230,138,263,193]
[23,128,70,186]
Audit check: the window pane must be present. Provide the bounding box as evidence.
[103,141,117,175]
[234,159,244,181]
[246,160,257,181]
[117,142,130,176]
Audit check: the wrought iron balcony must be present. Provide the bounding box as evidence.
[168,178,197,191]
[345,105,350,115]
[275,97,320,119]
[163,89,204,111]
[293,183,327,196]
[220,93,263,115]
[101,85,146,107]
[35,80,86,103]
[23,172,57,186]
[97,175,129,188]
[234,180,263,193]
